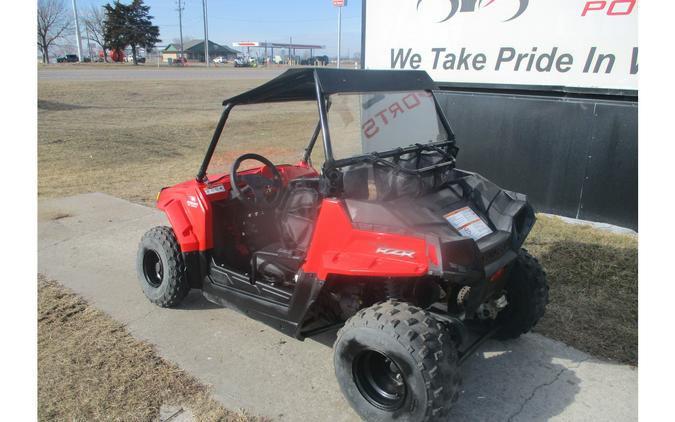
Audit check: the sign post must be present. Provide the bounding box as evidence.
[333,0,346,68]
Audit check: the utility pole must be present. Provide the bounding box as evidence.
[71,0,83,61]
[337,6,341,68]
[333,0,345,68]
[202,0,209,66]
[177,0,185,60]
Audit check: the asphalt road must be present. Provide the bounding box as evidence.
[38,193,638,421]
[38,66,285,81]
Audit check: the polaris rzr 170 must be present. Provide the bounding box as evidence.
[136,68,549,422]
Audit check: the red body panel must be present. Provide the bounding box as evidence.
[158,163,432,281]
[301,199,429,280]
[157,162,318,253]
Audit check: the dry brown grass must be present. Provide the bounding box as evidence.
[38,275,265,422]
[38,79,316,205]
[38,77,638,366]
[525,215,638,365]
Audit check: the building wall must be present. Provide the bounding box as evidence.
[161,52,179,63]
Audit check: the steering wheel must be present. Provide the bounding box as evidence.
[230,153,285,210]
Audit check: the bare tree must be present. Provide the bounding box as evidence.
[83,5,108,62]
[37,0,73,63]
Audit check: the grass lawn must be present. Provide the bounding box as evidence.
[38,79,316,205]
[38,76,637,374]
[526,215,637,365]
[38,275,264,422]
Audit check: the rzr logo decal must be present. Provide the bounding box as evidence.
[417,0,530,22]
[376,247,416,258]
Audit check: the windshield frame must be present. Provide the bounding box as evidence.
[196,70,456,182]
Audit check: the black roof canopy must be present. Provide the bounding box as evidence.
[223,68,437,106]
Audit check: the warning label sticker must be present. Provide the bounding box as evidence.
[444,206,493,241]
[205,185,226,195]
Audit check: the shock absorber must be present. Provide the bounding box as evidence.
[383,278,405,299]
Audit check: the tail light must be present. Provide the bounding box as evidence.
[489,266,506,282]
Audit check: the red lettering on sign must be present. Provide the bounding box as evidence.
[362,93,434,140]
[402,93,421,110]
[607,0,635,15]
[582,0,635,16]
[375,109,390,125]
[388,102,405,118]
[362,118,378,139]
[582,1,606,16]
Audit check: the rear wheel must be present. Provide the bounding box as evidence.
[334,300,461,422]
[136,226,189,307]
[496,249,549,340]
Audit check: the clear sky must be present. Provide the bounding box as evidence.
[78,0,363,58]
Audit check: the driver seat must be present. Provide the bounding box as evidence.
[278,178,321,252]
[252,178,320,285]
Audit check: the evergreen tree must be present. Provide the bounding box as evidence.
[126,0,160,65]
[103,0,160,65]
[102,1,127,59]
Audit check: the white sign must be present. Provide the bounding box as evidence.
[233,41,260,47]
[333,0,346,7]
[444,206,493,240]
[364,0,638,90]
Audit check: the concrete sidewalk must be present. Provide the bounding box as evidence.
[38,193,638,421]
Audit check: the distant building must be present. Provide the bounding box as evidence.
[162,40,239,63]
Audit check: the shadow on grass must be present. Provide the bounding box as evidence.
[38,100,90,111]
[529,239,637,365]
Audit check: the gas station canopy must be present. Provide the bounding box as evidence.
[233,41,325,50]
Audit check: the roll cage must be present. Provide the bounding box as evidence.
[196,68,457,185]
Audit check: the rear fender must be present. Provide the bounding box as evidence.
[302,199,429,280]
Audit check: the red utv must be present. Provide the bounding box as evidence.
[137,68,549,421]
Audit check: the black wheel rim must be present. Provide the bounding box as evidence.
[142,249,163,287]
[353,350,407,411]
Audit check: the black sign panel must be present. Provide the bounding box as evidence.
[435,90,638,230]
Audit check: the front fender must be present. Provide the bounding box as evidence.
[158,197,200,252]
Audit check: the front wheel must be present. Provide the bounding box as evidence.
[136,226,189,307]
[334,300,461,422]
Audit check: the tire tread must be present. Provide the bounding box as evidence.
[138,226,189,308]
[496,248,549,340]
[336,300,461,421]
